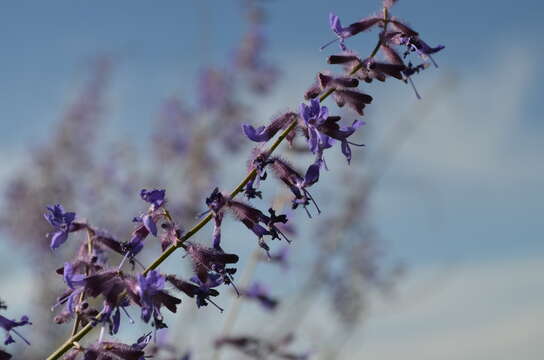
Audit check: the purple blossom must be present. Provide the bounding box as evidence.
[123,224,149,259]
[44,204,76,249]
[322,13,351,51]
[56,269,138,334]
[205,188,228,248]
[244,149,273,200]
[227,201,290,253]
[241,112,298,143]
[300,99,334,158]
[142,214,157,236]
[136,271,181,327]
[269,157,321,216]
[140,189,166,210]
[0,314,31,346]
[387,28,445,67]
[300,99,364,163]
[321,13,382,51]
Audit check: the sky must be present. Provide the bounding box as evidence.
[0,0,543,359]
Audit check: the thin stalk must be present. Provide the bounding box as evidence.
[70,229,93,336]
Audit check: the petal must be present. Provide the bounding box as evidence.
[143,215,157,237]
[112,307,121,333]
[303,162,321,187]
[308,128,319,153]
[241,124,268,142]
[50,231,68,250]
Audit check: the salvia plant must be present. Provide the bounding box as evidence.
[0,0,444,359]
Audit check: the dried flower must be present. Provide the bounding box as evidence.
[166,275,223,311]
[269,157,321,216]
[185,242,238,287]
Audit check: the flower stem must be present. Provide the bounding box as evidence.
[70,229,93,336]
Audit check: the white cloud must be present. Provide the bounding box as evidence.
[371,47,542,191]
[348,257,544,360]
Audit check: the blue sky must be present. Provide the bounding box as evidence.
[0,0,543,358]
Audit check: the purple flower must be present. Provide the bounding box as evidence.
[140,189,166,210]
[137,271,165,323]
[63,263,86,290]
[142,215,157,236]
[323,13,351,51]
[300,99,334,158]
[227,201,290,253]
[62,270,138,334]
[44,204,76,249]
[136,271,181,327]
[314,113,365,163]
[241,112,298,143]
[136,189,165,239]
[205,188,228,248]
[269,157,321,216]
[321,13,381,51]
[380,44,423,99]
[123,224,149,259]
[205,187,227,215]
[300,99,364,163]
[244,149,274,200]
[0,314,31,346]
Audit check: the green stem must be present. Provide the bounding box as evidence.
[70,229,94,336]
[46,322,94,360]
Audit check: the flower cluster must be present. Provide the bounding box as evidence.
[36,1,444,359]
